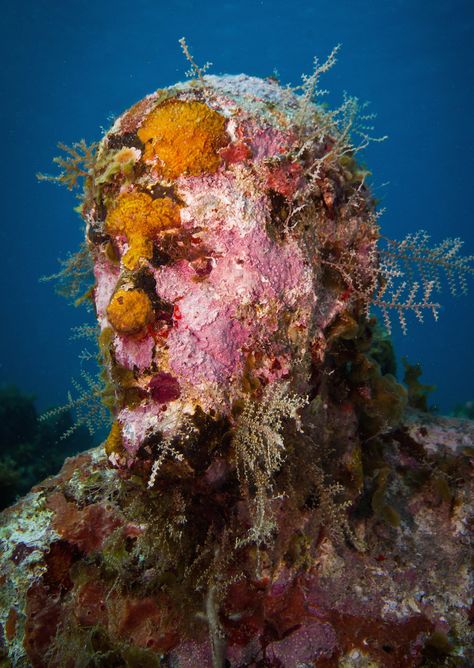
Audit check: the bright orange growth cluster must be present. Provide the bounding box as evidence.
[107,289,154,335]
[106,191,181,270]
[137,100,228,179]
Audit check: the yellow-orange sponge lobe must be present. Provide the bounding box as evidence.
[107,289,154,335]
[104,420,124,457]
[137,100,228,178]
[105,191,181,269]
[106,191,181,237]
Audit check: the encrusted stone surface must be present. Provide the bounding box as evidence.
[0,412,472,667]
[84,73,379,471]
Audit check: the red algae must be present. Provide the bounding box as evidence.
[46,492,122,553]
[149,372,181,404]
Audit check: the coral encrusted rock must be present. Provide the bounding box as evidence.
[0,411,472,667]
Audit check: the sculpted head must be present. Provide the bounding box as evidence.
[81,75,377,474]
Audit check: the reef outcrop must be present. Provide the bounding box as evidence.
[0,410,472,667]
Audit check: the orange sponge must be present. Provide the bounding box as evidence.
[137,100,228,178]
[105,191,181,270]
[106,289,154,335]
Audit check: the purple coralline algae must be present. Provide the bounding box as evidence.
[1,56,473,667]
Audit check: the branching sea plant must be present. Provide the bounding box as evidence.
[374,231,474,333]
[179,36,212,83]
[40,241,95,307]
[233,382,307,549]
[319,228,474,334]
[40,369,111,441]
[293,45,386,156]
[38,142,103,440]
[37,139,97,191]
[288,51,474,334]
[380,230,474,296]
[70,323,99,340]
[283,49,387,229]
[147,436,186,489]
[292,44,342,127]
[304,458,359,548]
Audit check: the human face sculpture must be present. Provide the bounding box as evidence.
[84,75,376,469]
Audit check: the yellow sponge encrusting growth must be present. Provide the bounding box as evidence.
[137,100,228,178]
[105,191,181,270]
[104,420,124,457]
[106,289,154,335]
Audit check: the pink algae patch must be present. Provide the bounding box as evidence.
[243,227,311,301]
[119,403,165,455]
[170,639,213,668]
[244,123,295,161]
[113,333,154,371]
[220,140,252,165]
[156,225,311,310]
[151,219,314,388]
[166,310,250,384]
[266,161,305,198]
[93,255,120,321]
[119,95,157,134]
[267,622,337,664]
[152,259,198,302]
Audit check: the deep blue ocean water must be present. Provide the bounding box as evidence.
[1,0,473,421]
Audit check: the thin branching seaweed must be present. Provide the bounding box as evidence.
[40,242,95,308]
[179,37,212,83]
[233,382,307,548]
[40,369,111,441]
[37,140,97,190]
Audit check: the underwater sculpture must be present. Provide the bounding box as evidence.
[1,47,473,667]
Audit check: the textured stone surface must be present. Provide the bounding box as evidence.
[0,411,472,667]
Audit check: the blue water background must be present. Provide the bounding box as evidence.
[1,0,473,418]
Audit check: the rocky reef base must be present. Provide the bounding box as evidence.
[0,410,472,668]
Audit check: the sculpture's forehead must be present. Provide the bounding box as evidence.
[195,74,298,112]
[106,73,299,139]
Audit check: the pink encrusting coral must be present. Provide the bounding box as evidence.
[93,254,120,321]
[151,221,314,385]
[113,332,154,372]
